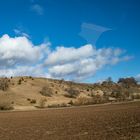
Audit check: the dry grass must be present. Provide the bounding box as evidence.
[38,98,47,108]
[0,100,14,110]
[0,77,139,110]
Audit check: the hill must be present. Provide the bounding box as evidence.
[0,76,140,110]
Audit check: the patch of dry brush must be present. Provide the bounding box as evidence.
[0,78,10,91]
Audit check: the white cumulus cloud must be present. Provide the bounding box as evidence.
[0,34,132,81]
[45,45,132,81]
[0,65,44,77]
[45,44,95,65]
[0,34,49,76]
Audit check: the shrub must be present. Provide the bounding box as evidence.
[0,101,14,110]
[92,95,108,104]
[74,96,93,106]
[64,88,80,98]
[11,101,14,104]
[87,89,90,92]
[38,98,47,108]
[0,78,9,91]
[18,79,22,85]
[12,83,15,85]
[27,98,31,101]
[131,94,140,99]
[30,99,36,104]
[59,79,64,84]
[40,86,53,97]
[60,103,68,107]
[74,95,109,106]
[48,103,68,108]
[68,100,74,105]
[48,103,60,108]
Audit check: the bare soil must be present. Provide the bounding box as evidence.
[0,101,140,140]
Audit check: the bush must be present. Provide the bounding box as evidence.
[131,94,140,99]
[73,95,109,106]
[38,98,47,108]
[64,88,80,98]
[48,103,68,108]
[0,78,9,91]
[30,99,36,104]
[60,103,68,107]
[92,95,108,104]
[40,86,53,97]
[68,100,74,105]
[27,98,31,101]
[48,103,60,108]
[59,79,64,84]
[87,89,90,92]
[18,79,22,85]
[0,101,14,110]
[111,90,122,98]
[74,96,93,106]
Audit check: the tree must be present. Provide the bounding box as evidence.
[118,77,137,88]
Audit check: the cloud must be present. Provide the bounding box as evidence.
[0,65,44,77]
[0,34,49,71]
[45,44,95,65]
[30,4,44,15]
[45,45,132,81]
[0,34,132,81]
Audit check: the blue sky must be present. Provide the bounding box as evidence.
[0,0,140,82]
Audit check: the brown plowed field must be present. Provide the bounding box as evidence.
[0,102,140,140]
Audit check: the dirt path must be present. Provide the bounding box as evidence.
[0,101,140,140]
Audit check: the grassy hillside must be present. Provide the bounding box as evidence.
[0,76,140,110]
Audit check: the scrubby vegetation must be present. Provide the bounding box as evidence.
[29,76,34,80]
[65,77,140,106]
[38,98,47,108]
[73,95,109,106]
[27,98,36,104]
[30,99,36,104]
[0,101,14,110]
[0,78,9,91]
[92,77,140,101]
[0,76,139,110]
[48,103,68,108]
[64,87,80,98]
[40,86,53,97]
[18,77,25,85]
